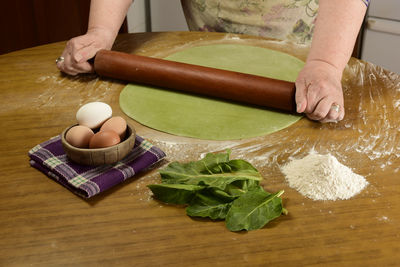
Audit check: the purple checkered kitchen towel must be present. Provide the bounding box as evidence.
[29,135,166,198]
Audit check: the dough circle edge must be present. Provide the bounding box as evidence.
[120,44,304,140]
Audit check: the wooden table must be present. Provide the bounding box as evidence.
[1,32,399,266]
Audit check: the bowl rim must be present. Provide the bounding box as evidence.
[61,123,136,152]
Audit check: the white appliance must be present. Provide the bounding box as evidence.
[361,0,400,74]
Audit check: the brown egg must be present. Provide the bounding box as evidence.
[89,130,121,149]
[100,116,127,139]
[65,125,94,148]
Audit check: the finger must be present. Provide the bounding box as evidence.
[71,45,97,73]
[307,97,332,121]
[304,83,321,114]
[74,61,95,73]
[320,105,340,123]
[331,103,345,122]
[67,37,94,63]
[56,57,64,72]
[320,103,345,123]
[75,44,98,63]
[67,38,84,63]
[338,108,345,121]
[295,79,308,113]
[57,43,75,74]
[66,40,79,62]
[60,53,79,76]
[56,52,67,72]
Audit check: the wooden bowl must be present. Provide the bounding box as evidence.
[61,123,136,166]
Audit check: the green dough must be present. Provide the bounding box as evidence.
[120,44,304,140]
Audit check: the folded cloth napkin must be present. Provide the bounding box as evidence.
[29,135,166,198]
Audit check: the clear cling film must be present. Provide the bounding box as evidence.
[9,32,400,194]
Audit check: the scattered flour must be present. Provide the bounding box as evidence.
[281,152,369,201]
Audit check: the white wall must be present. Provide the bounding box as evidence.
[126,0,188,33]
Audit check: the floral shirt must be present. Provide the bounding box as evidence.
[181,0,369,45]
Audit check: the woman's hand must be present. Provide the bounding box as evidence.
[294,0,367,123]
[56,28,115,76]
[295,60,345,123]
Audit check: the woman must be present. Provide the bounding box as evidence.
[56,0,368,123]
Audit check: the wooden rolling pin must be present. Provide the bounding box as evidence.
[94,49,297,112]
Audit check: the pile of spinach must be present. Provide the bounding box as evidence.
[147,151,287,231]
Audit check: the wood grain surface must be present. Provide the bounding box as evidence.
[0,32,399,266]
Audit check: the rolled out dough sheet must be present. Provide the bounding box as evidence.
[120,44,304,140]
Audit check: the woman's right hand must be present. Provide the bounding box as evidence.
[56,28,116,76]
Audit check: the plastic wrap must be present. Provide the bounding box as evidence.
[28,32,400,195]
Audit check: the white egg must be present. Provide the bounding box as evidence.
[76,102,112,129]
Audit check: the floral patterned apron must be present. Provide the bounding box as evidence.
[181,0,369,45]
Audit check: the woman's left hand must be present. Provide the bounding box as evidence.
[295,60,345,123]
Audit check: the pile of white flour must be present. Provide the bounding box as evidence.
[281,152,368,201]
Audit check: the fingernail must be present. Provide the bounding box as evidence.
[296,102,303,113]
[74,54,82,62]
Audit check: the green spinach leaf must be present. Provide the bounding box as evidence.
[147,184,205,204]
[224,179,260,197]
[186,189,234,220]
[159,151,262,190]
[147,151,287,231]
[226,190,284,231]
